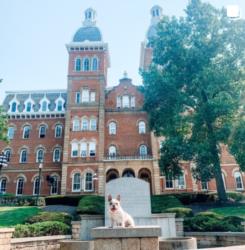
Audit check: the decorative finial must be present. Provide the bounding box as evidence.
[123,71,128,79]
[83,8,97,27]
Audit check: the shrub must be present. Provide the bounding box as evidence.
[0,195,41,206]
[13,221,71,238]
[184,212,243,232]
[174,192,216,205]
[164,207,193,218]
[77,195,104,215]
[227,192,245,202]
[25,212,72,225]
[45,195,84,206]
[151,195,183,213]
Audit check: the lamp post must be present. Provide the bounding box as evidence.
[0,151,8,194]
[36,162,43,206]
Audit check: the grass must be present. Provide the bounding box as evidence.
[209,205,245,219]
[0,207,40,227]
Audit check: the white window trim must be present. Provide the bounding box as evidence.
[72,173,81,192]
[234,172,244,190]
[84,172,94,192]
[16,178,24,196]
[53,148,61,162]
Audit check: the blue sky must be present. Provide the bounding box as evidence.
[0,0,244,102]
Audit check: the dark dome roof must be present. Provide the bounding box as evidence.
[73,26,102,42]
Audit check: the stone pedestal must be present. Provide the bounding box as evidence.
[91,226,161,250]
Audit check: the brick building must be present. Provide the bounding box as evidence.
[0,6,243,196]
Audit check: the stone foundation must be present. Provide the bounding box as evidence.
[91,226,161,250]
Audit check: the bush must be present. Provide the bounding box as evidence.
[174,192,216,205]
[45,195,84,206]
[227,192,245,202]
[164,207,193,218]
[151,195,183,213]
[0,195,42,206]
[77,195,104,215]
[13,221,71,238]
[25,212,72,225]
[184,212,243,232]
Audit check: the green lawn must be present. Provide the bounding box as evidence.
[0,207,40,227]
[209,205,245,218]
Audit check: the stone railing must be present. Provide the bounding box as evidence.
[103,155,153,161]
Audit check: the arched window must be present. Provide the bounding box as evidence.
[122,169,135,178]
[71,143,78,157]
[4,149,11,162]
[16,177,24,195]
[89,142,96,157]
[53,148,61,162]
[23,125,31,139]
[139,145,147,156]
[109,122,116,135]
[0,178,7,194]
[234,172,244,190]
[139,121,146,134]
[55,125,62,138]
[84,172,93,192]
[72,119,80,131]
[81,118,89,131]
[80,142,87,158]
[7,127,15,140]
[26,102,32,112]
[83,58,90,71]
[90,118,97,131]
[41,101,47,112]
[20,149,28,163]
[72,173,81,192]
[92,58,98,71]
[50,176,58,195]
[39,125,46,138]
[33,177,40,195]
[57,100,63,111]
[36,149,44,163]
[11,102,17,112]
[108,145,117,157]
[75,58,81,71]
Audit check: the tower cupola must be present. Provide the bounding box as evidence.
[147,5,163,40]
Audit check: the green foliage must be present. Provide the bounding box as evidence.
[142,0,245,201]
[25,212,72,225]
[164,207,193,218]
[227,192,245,202]
[184,212,243,232]
[151,195,183,213]
[0,207,40,227]
[229,120,245,171]
[13,221,70,238]
[45,195,84,206]
[0,195,43,206]
[173,192,216,205]
[77,195,104,215]
[209,205,245,219]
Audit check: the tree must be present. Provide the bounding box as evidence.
[142,0,245,202]
[0,79,8,142]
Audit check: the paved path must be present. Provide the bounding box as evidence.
[42,205,77,215]
[202,245,245,250]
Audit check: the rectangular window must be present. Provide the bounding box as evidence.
[165,174,174,189]
[75,92,81,104]
[116,96,121,108]
[23,126,30,139]
[82,89,89,102]
[122,95,130,108]
[131,96,135,107]
[201,182,208,191]
[90,92,96,102]
[71,144,78,157]
[80,142,87,158]
[89,142,96,157]
[178,174,185,189]
[73,120,80,131]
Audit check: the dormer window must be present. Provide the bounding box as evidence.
[122,95,130,108]
[57,100,63,111]
[26,102,32,112]
[75,58,81,71]
[42,101,47,112]
[11,102,17,112]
